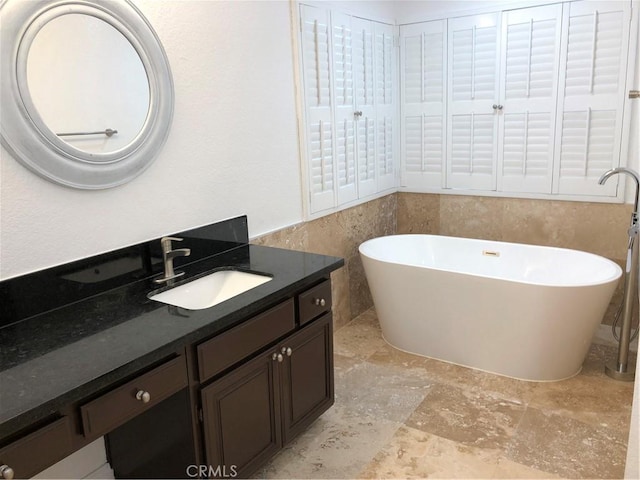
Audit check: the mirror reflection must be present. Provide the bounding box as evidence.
[26,13,150,155]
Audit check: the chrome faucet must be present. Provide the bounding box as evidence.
[154,236,191,284]
[598,167,640,381]
[598,167,640,214]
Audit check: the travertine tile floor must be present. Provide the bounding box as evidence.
[255,308,636,479]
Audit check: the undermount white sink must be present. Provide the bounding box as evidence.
[149,270,272,310]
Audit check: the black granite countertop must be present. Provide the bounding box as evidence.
[0,243,343,440]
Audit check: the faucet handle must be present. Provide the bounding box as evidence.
[162,236,183,243]
[160,236,183,252]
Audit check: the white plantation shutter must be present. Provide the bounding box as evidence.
[375,22,396,191]
[300,5,335,213]
[353,17,377,198]
[447,13,500,190]
[401,20,446,189]
[554,1,630,196]
[331,11,357,205]
[499,4,562,194]
[299,5,398,216]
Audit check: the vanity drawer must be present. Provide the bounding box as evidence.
[80,355,188,438]
[0,417,73,479]
[198,299,295,382]
[298,280,332,326]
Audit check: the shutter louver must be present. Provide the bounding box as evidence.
[502,112,553,177]
[332,20,353,107]
[354,20,375,108]
[301,11,331,107]
[358,115,377,197]
[309,120,334,194]
[377,115,394,190]
[375,30,393,105]
[424,32,445,103]
[404,115,445,174]
[451,24,497,101]
[336,119,356,187]
[451,114,495,177]
[559,109,617,179]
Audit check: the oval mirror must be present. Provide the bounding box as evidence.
[0,0,174,189]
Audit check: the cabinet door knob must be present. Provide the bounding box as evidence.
[314,298,326,307]
[0,465,14,480]
[272,352,284,363]
[136,390,151,403]
[282,347,293,357]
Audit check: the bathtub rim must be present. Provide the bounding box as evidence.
[359,234,623,288]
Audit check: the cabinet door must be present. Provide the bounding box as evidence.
[554,1,631,196]
[331,11,358,205]
[300,5,335,214]
[375,22,397,192]
[281,314,334,444]
[201,352,281,478]
[401,20,447,189]
[498,4,562,194]
[353,17,378,198]
[447,13,501,191]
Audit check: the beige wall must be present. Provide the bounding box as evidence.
[256,193,632,328]
[253,195,397,331]
[398,193,632,260]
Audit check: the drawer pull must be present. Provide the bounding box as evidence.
[314,298,326,307]
[0,465,14,480]
[136,390,151,403]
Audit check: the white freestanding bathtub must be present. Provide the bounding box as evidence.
[359,235,622,381]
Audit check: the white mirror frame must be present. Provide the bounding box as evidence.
[0,0,174,189]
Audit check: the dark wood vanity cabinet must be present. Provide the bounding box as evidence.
[199,281,334,479]
[0,279,335,479]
